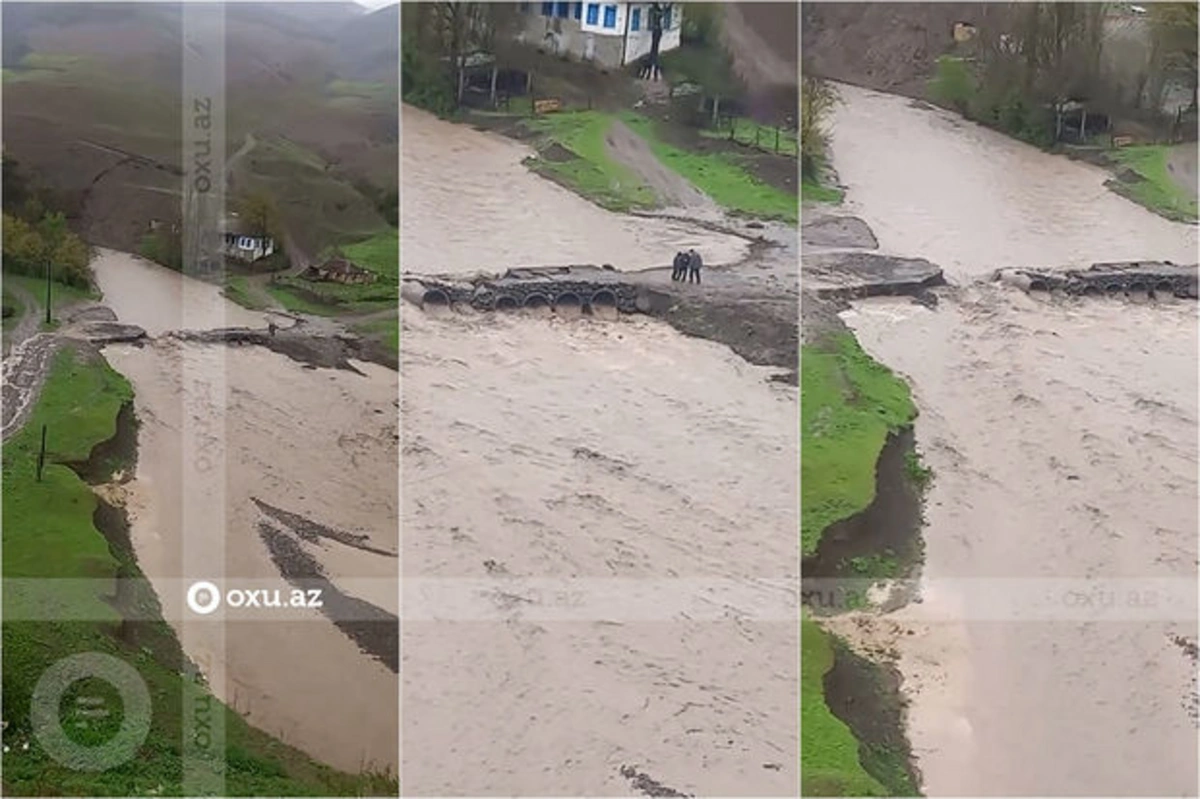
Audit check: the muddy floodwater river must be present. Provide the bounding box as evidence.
[92,249,399,774]
[824,84,1198,796]
[401,105,799,795]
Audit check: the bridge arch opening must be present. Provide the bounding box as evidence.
[1028,279,1049,292]
[1104,283,1123,296]
[1127,281,1148,295]
[1156,280,1175,297]
[495,295,519,310]
[1081,285,1101,297]
[423,289,450,307]
[523,293,550,309]
[554,292,582,311]
[590,290,618,309]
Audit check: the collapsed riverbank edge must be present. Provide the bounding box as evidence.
[801,312,929,795]
[0,342,397,796]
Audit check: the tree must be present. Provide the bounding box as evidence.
[235,191,280,239]
[1,153,30,215]
[800,74,838,178]
[404,2,518,110]
[1148,2,1198,111]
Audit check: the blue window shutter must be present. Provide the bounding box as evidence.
[574,2,582,20]
[556,2,569,17]
[586,3,599,24]
[542,2,553,16]
[631,7,640,31]
[663,6,671,28]
[603,4,616,28]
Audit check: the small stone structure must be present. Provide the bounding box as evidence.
[996,261,1198,299]
[402,265,644,314]
[303,257,377,285]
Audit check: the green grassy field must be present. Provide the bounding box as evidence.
[522,110,658,212]
[801,334,917,556]
[1108,145,1199,223]
[352,316,399,357]
[619,113,798,223]
[1,346,397,796]
[2,273,100,332]
[801,616,889,797]
[802,175,845,205]
[223,276,270,311]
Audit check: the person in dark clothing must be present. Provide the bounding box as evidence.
[672,250,687,281]
[687,249,702,284]
[268,320,277,337]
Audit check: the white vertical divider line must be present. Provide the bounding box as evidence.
[395,4,405,796]
[181,3,227,794]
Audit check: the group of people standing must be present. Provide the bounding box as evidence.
[672,249,703,284]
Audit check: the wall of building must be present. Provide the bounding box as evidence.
[622,4,682,66]
[516,2,683,70]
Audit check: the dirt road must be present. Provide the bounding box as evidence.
[1167,143,1198,199]
[605,120,715,213]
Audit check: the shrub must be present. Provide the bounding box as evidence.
[929,55,975,114]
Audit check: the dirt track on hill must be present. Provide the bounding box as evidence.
[604,120,714,213]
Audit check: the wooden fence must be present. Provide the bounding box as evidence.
[714,115,798,158]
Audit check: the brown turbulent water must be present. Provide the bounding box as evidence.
[825,83,1199,796]
[92,249,399,774]
[401,104,799,795]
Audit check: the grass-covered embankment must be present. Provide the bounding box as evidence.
[522,109,658,212]
[802,175,845,205]
[1,345,397,796]
[510,107,798,222]
[801,329,925,796]
[1106,144,1199,224]
[619,113,798,223]
[802,333,917,557]
[266,228,399,317]
[802,616,889,796]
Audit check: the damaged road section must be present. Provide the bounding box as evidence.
[803,251,945,302]
[404,264,801,383]
[995,261,1199,299]
[168,326,394,373]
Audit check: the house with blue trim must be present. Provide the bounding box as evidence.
[515,2,682,70]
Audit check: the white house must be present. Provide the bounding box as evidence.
[220,214,275,263]
[516,2,682,71]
